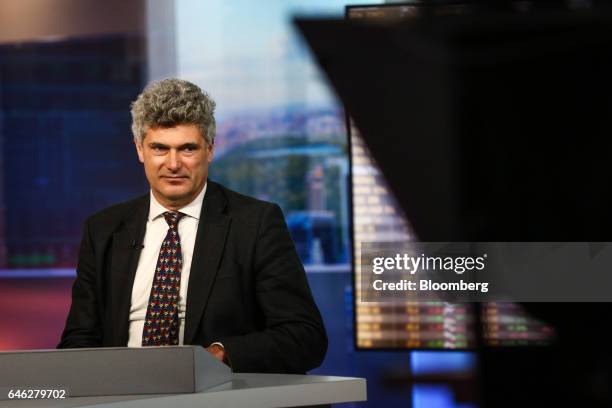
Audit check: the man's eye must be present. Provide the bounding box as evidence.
[151,146,166,152]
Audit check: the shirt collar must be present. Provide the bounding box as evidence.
[148,182,207,222]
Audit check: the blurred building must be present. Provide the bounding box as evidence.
[287,164,341,264]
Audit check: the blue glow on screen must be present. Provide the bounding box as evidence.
[412,351,476,375]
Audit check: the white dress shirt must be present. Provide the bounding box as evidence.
[127,183,206,347]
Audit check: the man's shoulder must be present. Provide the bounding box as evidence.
[211,181,280,218]
[215,182,270,208]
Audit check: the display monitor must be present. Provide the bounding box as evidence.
[346,2,554,350]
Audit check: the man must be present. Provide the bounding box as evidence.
[58,78,327,374]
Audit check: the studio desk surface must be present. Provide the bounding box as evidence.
[0,347,366,408]
[2,373,366,408]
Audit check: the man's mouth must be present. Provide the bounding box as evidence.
[161,176,188,183]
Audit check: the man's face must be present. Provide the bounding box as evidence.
[135,124,213,210]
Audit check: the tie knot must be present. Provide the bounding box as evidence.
[162,211,184,229]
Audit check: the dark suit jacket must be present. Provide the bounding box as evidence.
[58,180,327,374]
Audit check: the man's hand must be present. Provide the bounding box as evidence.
[205,343,227,363]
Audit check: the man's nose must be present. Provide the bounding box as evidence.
[165,149,181,171]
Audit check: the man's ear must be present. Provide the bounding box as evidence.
[207,142,214,164]
[134,138,145,163]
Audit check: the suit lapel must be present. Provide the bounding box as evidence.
[184,181,230,344]
[109,195,149,345]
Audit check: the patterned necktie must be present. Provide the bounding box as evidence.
[142,211,185,346]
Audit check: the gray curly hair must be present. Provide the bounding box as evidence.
[130,78,216,145]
